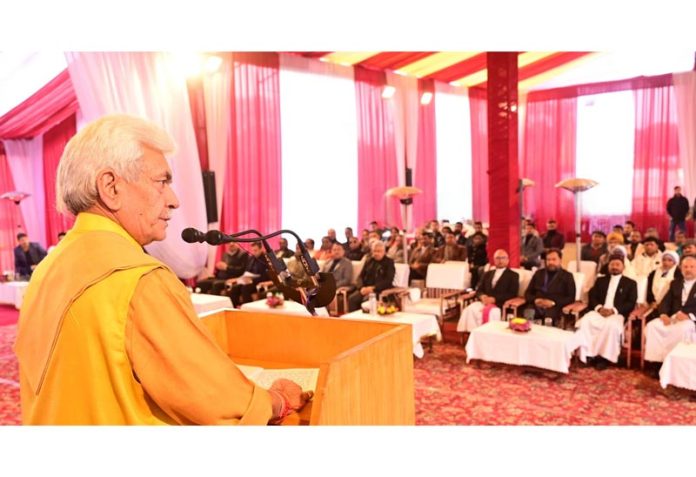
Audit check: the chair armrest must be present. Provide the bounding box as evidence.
[461,290,477,301]
[562,301,587,315]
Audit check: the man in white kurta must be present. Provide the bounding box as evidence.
[632,237,663,278]
[575,255,637,370]
[644,256,696,374]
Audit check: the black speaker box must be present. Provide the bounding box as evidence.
[202,170,218,224]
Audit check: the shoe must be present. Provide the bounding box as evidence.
[594,357,609,371]
[645,362,660,379]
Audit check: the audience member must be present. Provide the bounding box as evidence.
[360,229,371,254]
[327,228,339,244]
[409,233,435,280]
[580,231,607,263]
[467,234,489,288]
[274,237,294,259]
[541,219,565,250]
[197,242,249,295]
[386,233,406,263]
[348,241,395,312]
[434,232,467,263]
[313,236,334,261]
[644,227,666,252]
[345,237,365,261]
[343,227,355,249]
[623,220,635,243]
[575,254,637,370]
[228,241,270,307]
[675,230,687,257]
[520,222,544,270]
[682,240,696,258]
[462,221,487,247]
[287,244,311,285]
[666,186,689,241]
[523,249,576,326]
[457,249,519,332]
[369,221,383,238]
[453,222,464,239]
[612,225,624,237]
[304,238,316,258]
[428,220,445,248]
[320,243,354,289]
[632,237,663,278]
[13,233,47,279]
[47,231,67,254]
[646,251,682,307]
[644,255,696,377]
[597,233,627,275]
[627,230,643,261]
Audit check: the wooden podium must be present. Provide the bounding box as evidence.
[200,309,415,425]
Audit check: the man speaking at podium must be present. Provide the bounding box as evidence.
[14,115,311,425]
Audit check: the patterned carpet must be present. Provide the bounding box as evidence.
[1,322,695,425]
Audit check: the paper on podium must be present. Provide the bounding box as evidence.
[237,365,319,392]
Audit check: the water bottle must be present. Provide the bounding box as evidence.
[369,293,377,314]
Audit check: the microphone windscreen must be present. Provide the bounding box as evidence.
[181,228,204,243]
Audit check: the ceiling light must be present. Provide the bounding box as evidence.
[420,92,433,105]
[205,55,223,73]
[381,85,396,99]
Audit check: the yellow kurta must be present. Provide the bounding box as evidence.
[14,213,272,425]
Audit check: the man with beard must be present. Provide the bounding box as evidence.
[523,249,576,326]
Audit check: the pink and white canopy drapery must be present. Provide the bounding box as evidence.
[631,84,681,240]
[673,71,696,202]
[412,79,437,228]
[520,95,577,242]
[0,149,27,272]
[220,53,283,250]
[65,52,208,278]
[469,88,489,224]
[3,137,47,246]
[354,67,400,231]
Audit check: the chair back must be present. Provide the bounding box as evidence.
[424,262,469,291]
[351,260,364,286]
[512,268,534,297]
[571,271,585,301]
[568,260,598,301]
[393,263,410,288]
[635,275,648,305]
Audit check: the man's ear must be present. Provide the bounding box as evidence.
[95,168,123,211]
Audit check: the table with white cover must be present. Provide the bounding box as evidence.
[0,281,29,309]
[240,299,329,317]
[660,342,696,391]
[465,321,588,374]
[341,310,442,359]
[190,293,233,315]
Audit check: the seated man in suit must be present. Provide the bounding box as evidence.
[520,222,544,270]
[348,241,395,312]
[345,236,365,261]
[457,249,519,332]
[434,232,467,263]
[644,255,696,377]
[274,238,294,260]
[408,233,435,281]
[580,231,607,264]
[467,233,489,289]
[14,233,47,279]
[320,242,353,289]
[523,248,576,326]
[228,241,270,307]
[196,242,249,295]
[575,254,638,370]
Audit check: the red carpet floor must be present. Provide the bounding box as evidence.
[0,305,19,327]
[1,322,695,425]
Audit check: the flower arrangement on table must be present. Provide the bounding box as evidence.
[376,303,398,316]
[508,317,531,332]
[266,293,285,308]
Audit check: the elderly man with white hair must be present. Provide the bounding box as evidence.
[14,114,311,425]
[644,255,696,377]
[457,249,518,332]
[347,240,395,312]
[575,254,638,370]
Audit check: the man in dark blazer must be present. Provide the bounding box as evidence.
[196,242,250,295]
[320,243,353,289]
[457,249,519,332]
[575,254,638,370]
[348,241,395,312]
[524,248,576,325]
[13,233,47,279]
[644,255,696,375]
[228,242,270,307]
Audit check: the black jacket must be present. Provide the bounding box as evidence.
[667,195,690,222]
[658,277,696,317]
[357,256,395,294]
[588,275,638,319]
[476,268,519,308]
[525,268,576,318]
[14,243,47,277]
[646,267,683,305]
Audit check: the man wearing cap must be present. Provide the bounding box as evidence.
[575,254,637,370]
[644,255,696,377]
[632,237,663,278]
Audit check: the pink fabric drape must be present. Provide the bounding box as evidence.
[631,85,681,240]
[0,150,27,272]
[521,97,577,242]
[354,66,399,231]
[220,53,283,250]
[469,87,489,224]
[412,79,437,228]
[42,114,77,246]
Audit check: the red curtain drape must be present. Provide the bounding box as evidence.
[220,53,282,251]
[0,151,27,272]
[354,66,399,231]
[42,114,77,246]
[631,85,681,240]
[469,87,489,224]
[412,79,437,229]
[521,97,577,242]
[0,70,79,140]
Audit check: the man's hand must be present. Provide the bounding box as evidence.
[268,378,313,423]
[534,298,554,309]
[360,286,375,296]
[675,311,690,322]
[599,307,614,318]
[660,314,671,326]
[215,261,228,271]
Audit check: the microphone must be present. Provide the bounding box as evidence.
[181,228,207,243]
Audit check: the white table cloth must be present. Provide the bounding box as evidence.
[341,310,442,358]
[660,342,696,391]
[190,293,233,315]
[240,299,329,317]
[0,281,29,309]
[465,321,589,374]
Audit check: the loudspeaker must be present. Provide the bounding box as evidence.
[405,167,413,186]
[202,170,218,224]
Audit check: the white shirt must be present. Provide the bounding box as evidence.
[491,268,505,288]
[599,274,622,314]
[680,278,696,322]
